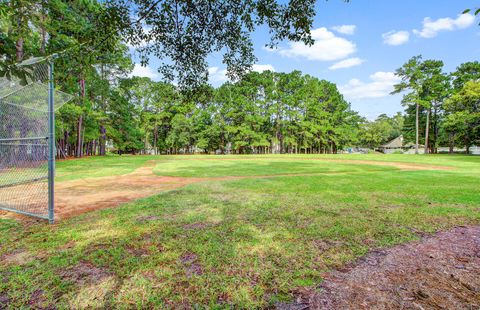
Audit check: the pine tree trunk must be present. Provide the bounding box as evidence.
[76,79,85,157]
[449,133,454,154]
[76,115,83,157]
[424,108,430,154]
[415,103,419,155]
[432,104,439,154]
[153,124,158,155]
[99,125,107,155]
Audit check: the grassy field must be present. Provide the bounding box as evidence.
[1,154,479,308]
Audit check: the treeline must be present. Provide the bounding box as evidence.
[360,113,404,149]
[2,1,479,156]
[392,57,480,154]
[58,71,362,155]
[1,0,132,157]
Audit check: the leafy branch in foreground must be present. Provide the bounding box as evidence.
[106,0,349,88]
[463,7,480,24]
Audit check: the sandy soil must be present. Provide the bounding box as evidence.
[278,226,480,310]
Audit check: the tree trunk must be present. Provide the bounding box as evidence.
[153,124,158,155]
[415,103,419,155]
[432,104,439,154]
[15,37,24,61]
[40,15,47,54]
[76,78,85,157]
[76,115,83,157]
[99,125,107,155]
[449,133,454,154]
[424,107,430,154]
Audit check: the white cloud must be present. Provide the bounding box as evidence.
[331,25,356,35]
[382,30,410,46]
[129,64,159,79]
[339,72,401,99]
[329,57,364,70]
[278,27,357,61]
[208,67,228,83]
[252,64,275,72]
[413,13,475,38]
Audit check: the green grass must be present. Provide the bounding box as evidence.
[1,154,479,308]
[153,157,397,177]
[55,155,153,181]
[0,165,47,187]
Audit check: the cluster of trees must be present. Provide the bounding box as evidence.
[393,57,480,154]
[60,71,361,155]
[359,113,404,149]
[1,0,133,158]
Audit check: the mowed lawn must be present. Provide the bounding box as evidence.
[1,154,479,308]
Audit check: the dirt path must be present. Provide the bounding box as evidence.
[0,159,453,221]
[169,157,455,171]
[279,226,480,310]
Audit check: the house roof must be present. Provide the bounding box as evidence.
[381,135,404,148]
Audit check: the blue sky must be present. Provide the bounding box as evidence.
[129,0,480,119]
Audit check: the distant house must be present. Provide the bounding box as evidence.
[379,135,424,154]
[379,136,403,154]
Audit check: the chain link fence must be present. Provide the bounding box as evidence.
[0,57,72,222]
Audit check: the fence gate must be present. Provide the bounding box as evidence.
[0,57,72,223]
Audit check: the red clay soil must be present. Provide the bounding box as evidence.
[0,164,200,221]
[52,165,204,219]
[279,226,480,310]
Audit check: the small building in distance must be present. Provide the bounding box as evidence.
[379,135,424,154]
[379,135,403,154]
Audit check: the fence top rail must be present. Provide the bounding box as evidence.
[0,137,48,142]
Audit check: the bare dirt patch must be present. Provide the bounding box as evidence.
[27,289,53,309]
[60,262,117,308]
[179,252,204,277]
[182,221,216,230]
[280,226,480,310]
[136,215,161,223]
[1,249,34,265]
[60,261,111,286]
[322,159,454,171]
[53,165,203,220]
[0,162,202,222]
[0,293,10,308]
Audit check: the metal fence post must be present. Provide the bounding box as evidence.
[48,59,55,224]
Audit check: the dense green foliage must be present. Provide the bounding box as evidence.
[107,0,329,87]
[359,113,404,149]
[444,81,480,153]
[111,71,361,154]
[393,57,480,153]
